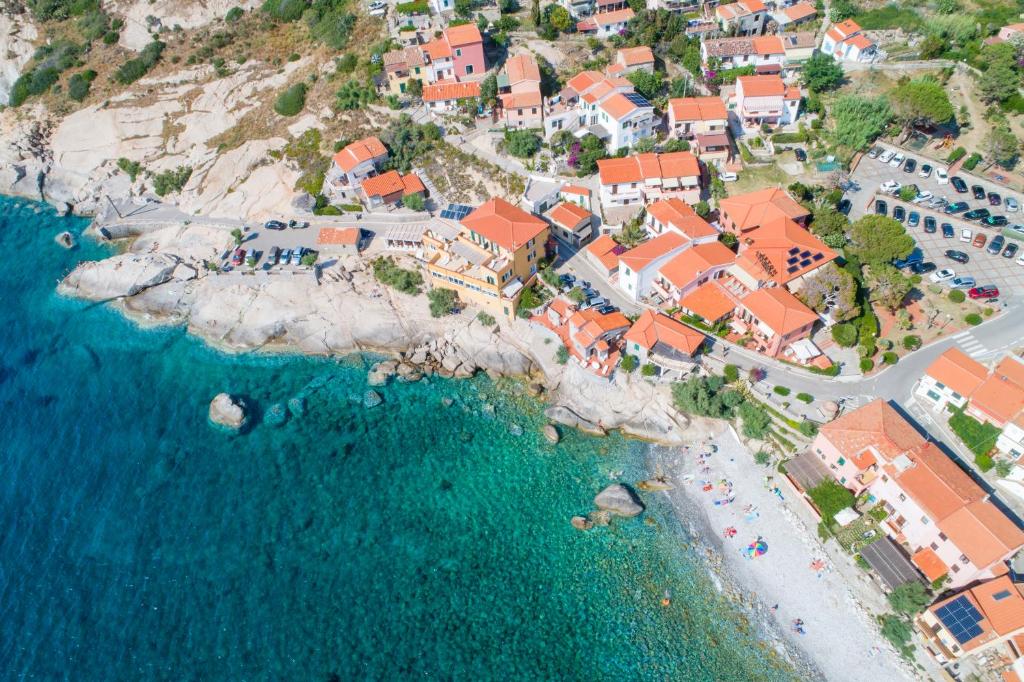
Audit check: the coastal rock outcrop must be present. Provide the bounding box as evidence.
[58,252,181,301]
[55,231,76,249]
[265,403,288,427]
[208,393,247,430]
[543,424,560,444]
[570,516,593,531]
[594,484,645,517]
[363,390,383,408]
[637,477,675,492]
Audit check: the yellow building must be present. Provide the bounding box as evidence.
[423,198,549,319]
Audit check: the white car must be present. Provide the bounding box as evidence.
[935,168,949,184]
[880,180,901,194]
[719,171,738,182]
[918,164,933,179]
[1017,253,1024,266]
[889,152,906,168]
[879,149,895,164]
[930,268,955,283]
[961,228,972,242]
[1006,197,1019,213]
[912,190,934,204]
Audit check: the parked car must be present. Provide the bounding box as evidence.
[880,180,901,194]
[280,248,292,263]
[941,223,954,238]
[264,220,286,230]
[919,163,933,178]
[1017,252,1024,266]
[267,246,280,265]
[983,215,1008,227]
[1006,197,1019,212]
[962,208,990,221]
[794,148,807,162]
[972,185,986,200]
[928,196,948,209]
[951,176,968,193]
[930,268,955,283]
[912,191,933,204]
[935,168,949,184]
[946,250,970,264]
[988,192,1002,206]
[903,158,917,173]
[944,202,969,214]
[924,216,937,233]
[972,233,987,248]
[231,248,245,265]
[879,149,895,163]
[719,171,738,181]
[908,211,920,228]
[596,304,618,315]
[889,152,906,167]
[1004,243,1019,259]
[893,248,924,269]
[875,200,888,216]
[587,296,607,308]
[950,276,976,289]
[910,261,936,275]
[868,147,882,159]
[987,235,1006,255]
[581,288,598,299]
[559,273,575,286]
[288,220,309,229]
[290,248,303,266]
[960,228,972,242]
[969,285,999,299]
[837,199,851,215]
[893,206,906,222]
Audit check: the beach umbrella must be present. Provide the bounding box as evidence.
[746,539,768,557]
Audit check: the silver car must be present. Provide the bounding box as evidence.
[1006,197,1019,213]
[950,276,976,289]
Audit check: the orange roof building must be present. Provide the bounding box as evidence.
[669,96,729,124]
[822,18,876,62]
[585,234,624,277]
[919,575,1024,662]
[618,232,688,272]
[646,198,718,242]
[732,217,837,287]
[332,136,388,175]
[917,348,990,411]
[607,46,655,76]
[316,227,362,252]
[779,2,816,25]
[423,81,481,105]
[737,286,817,353]
[679,281,735,324]
[718,187,810,234]
[461,197,548,252]
[624,309,706,365]
[598,152,703,206]
[656,241,736,299]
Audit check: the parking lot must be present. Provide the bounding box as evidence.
[845,142,1024,298]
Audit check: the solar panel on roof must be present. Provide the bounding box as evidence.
[936,596,984,644]
[788,247,800,255]
[440,204,472,221]
[812,253,824,261]
[623,92,651,107]
[799,258,811,267]
[799,250,812,258]
[786,265,799,274]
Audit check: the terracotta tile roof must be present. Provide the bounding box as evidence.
[996,356,1024,389]
[718,187,810,232]
[383,45,427,70]
[924,348,988,398]
[624,309,705,356]
[752,36,785,55]
[332,136,388,173]
[600,92,645,120]
[566,70,604,95]
[912,548,948,582]
[569,308,631,340]
[734,217,836,285]
[703,37,758,58]
[941,500,1024,570]
[658,241,736,289]
[679,281,734,322]
[717,0,763,20]
[500,90,542,109]
[618,232,688,270]
[597,151,700,185]
[971,374,1024,425]
[316,227,361,245]
[401,172,426,195]
[561,184,591,197]
[831,18,862,39]
[784,86,802,100]
[593,7,634,25]
[461,197,548,252]
[503,53,541,85]
[893,442,985,522]
[647,198,718,241]
[445,23,483,47]
[617,46,654,66]
[586,234,623,272]
[846,34,874,50]
[669,96,728,122]
[423,81,481,102]
[818,399,926,466]
[361,170,404,198]
[737,74,786,98]
[739,286,817,337]
[547,201,591,228]
[547,297,574,318]
[605,62,626,76]
[782,2,816,22]
[423,38,452,61]
[970,577,1024,641]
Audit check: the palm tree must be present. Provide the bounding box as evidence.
[231,228,244,246]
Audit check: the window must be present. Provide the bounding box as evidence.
[455,48,462,57]
[951,564,960,573]
[465,64,473,75]
[939,532,947,541]
[839,476,846,484]
[960,555,969,565]
[926,390,941,402]
[930,542,938,550]
[898,493,906,502]
[837,457,846,466]
[994,590,1013,601]
[920,516,929,525]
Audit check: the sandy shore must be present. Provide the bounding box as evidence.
[649,428,915,682]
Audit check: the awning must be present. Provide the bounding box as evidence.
[755,63,782,74]
[861,537,924,590]
[788,338,822,361]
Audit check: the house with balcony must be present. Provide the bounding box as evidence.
[542,70,655,149]
[679,281,736,325]
[772,2,816,30]
[423,197,549,320]
[567,307,632,367]
[624,309,707,368]
[559,0,596,18]
[323,136,389,203]
[423,81,482,113]
[616,232,691,301]
[498,53,544,129]
[606,46,656,76]
[780,31,818,67]
[545,201,594,247]
[576,8,636,37]
[668,96,729,139]
[714,0,768,35]
[645,0,699,12]
[729,217,837,293]
[730,74,801,128]
[821,19,877,63]
[597,151,703,209]
[701,36,786,73]
[382,46,430,95]
[360,170,427,209]
[560,184,593,211]
[917,575,1024,666]
[718,187,810,235]
[811,399,1024,589]
[652,240,736,305]
[734,286,818,357]
[645,198,718,240]
[915,348,989,413]
[965,357,1024,429]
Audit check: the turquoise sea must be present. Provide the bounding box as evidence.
[0,195,798,681]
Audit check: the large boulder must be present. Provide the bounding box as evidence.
[58,252,180,301]
[594,484,645,517]
[209,393,247,430]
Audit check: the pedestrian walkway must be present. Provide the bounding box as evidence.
[952,330,990,358]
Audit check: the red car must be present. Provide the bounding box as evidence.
[968,285,999,300]
[231,248,246,265]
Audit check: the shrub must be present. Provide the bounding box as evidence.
[947,146,967,163]
[396,0,429,12]
[335,79,376,110]
[962,152,983,171]
[976,454,995,472]
[555,345,569,364]
[372,256,423,294]
[117,157,143,181]
[997,460,1014,477]
[883,351,898,365]
[641,363,657,377]
[723,364,739,383]
[225,6,244,22]
[738,401,771,439]
[476,311,496,326]
[115,40,165,85]
[504,130,542,158]
[832,322,858,347]
[902,335,921,351]
[948,289,966,303]
[403,193,425,211]
[620,354,638,372]
[262,0,307,21]
[274,83,307,116]
[948,408,1001,458]
[754,450,771,466]
[799,420,819,437]
[773,386,791,396]
[427,288,459,317]
[880,615,914,659]
[67,71,94,101]
[796,392,813,404]
[888,581,931,616]
[807,479,855,522]
[965,313,982,325]
[860,358,874,372]
[152,166,192,196]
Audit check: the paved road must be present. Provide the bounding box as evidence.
[553,240,643,315]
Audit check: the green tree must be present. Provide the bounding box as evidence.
[880,615,915,658]
[870,264,914,312]
[627,69,663,100]
[403,193,425,211]
[888,582,931,616]
[230,228,244,246]
[479,73,497,106]
[807,480,855,523]
[407,78,423,98]
[504,130,542,158]
[800,264,859,321]
[620,354,639,372]
[984,123,1019,169]
[830,95,892,151]
[889,78,954,130]
[548,4,571,31]
[427,288,459,317]
[978,43,1019,104]
[849,215,914,265]
[917,35,944,60]
[809,207,849,242]
[831,323,858,347]
[800,53,843,92]
[274,82,307,116]
[737,401,771,439]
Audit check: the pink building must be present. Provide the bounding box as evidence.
[445,24,485,78]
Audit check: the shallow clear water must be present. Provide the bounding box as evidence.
[0,196,795,680]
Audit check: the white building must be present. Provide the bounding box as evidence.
[715,0,768,36]
[597,151,703,209]
[544,70,655,151]
[617,232,691,301]
[914,348,989,412]
[701,36,786,72]
[821,19,877,62]
[576,8,635,37]
[732,74,801,128]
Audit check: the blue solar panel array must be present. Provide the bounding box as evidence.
[623,92,650,108]
[440,204,472,221]
[935,596,984,644]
